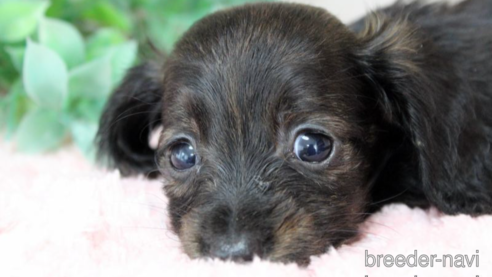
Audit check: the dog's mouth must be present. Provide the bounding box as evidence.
[174,197,360,265]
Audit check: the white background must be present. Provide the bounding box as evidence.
[288,0,459,23]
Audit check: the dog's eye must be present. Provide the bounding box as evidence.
[170,142,196,170]
[294,132,333,163]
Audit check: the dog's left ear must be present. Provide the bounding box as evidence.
[354,15,464,212]
[353,15,436,126]
[97,62,163,178]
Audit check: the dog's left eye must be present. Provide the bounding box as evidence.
[170,142,196,170]
[294,132,333,163]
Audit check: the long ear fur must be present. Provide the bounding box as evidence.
[97,62,163,178]
[354,13,488,214]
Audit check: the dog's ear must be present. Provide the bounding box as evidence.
[354,15,465,212]
[97,62,163,178]
[354,15,436,126]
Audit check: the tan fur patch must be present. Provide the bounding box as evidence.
[358,13,423,74]
[269,209,316,261]
[178,211,201,258]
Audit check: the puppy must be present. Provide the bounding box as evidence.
[97,0,492,264]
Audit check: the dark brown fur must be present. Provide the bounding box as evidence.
[97,0,492,264]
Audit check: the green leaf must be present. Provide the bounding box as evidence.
[148,12,203,52]
[109,40,137,86]
[70,120,98,161]
[86,28,126,60]
[67,98,106,123]
[0,96,7,131]
[23,39,68,109]
[68,56,112,99]
[83,2,131,33]
[0,1,49,42]
[38,17,85,68]
[3,79,31,139]
[5,45,26,72]
[0,46,19,91]
[15,108,66,153]
[84,34,136,86]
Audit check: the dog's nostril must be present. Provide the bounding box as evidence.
[211,236,255,262]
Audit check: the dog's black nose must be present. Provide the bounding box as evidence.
[210,236,255,262]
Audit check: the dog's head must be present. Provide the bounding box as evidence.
[98,3,437,264]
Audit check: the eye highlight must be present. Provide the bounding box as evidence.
[294,132,333,163]
[170,141,196,170]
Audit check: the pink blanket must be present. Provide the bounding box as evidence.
[1,143,490,276]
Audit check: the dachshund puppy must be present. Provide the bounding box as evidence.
[97,0,492,264]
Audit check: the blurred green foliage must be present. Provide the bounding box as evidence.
[0,0,272,158]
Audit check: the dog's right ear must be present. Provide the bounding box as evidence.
[97,62,163,178]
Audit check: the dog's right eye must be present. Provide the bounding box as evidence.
[170,142,196,170]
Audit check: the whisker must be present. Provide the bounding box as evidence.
[364,221,400,234]
[369,188,410,206]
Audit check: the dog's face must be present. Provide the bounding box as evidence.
[98,3,429,264]
[157,4,385,263]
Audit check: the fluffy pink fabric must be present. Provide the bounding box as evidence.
[1,142,491,276]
